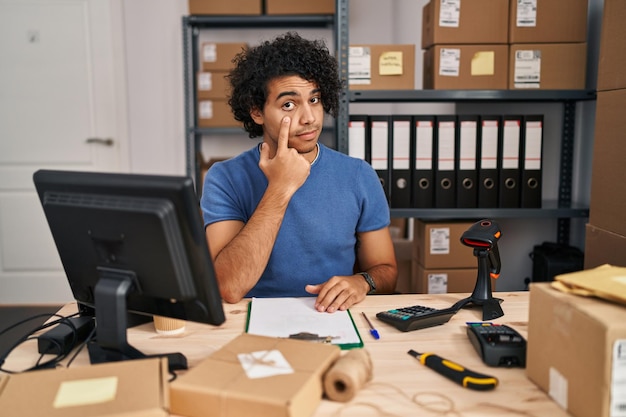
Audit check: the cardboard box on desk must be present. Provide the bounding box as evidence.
[349,44,415,90]
[423,44,509,90]
[526,283,626,417]
[170,333,341,417]
[412,220,477,269]
[421,0,509,49]
[0,357,169,417]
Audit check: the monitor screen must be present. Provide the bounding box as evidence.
[33,169,225,369]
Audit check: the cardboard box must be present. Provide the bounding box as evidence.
[265,0,334,15]
[349,44,415,90]
[197,71,230,100]
[393,238,413,293]
[597,0,626,91]
[526,283,626,417]
[423,44,509,90]
[509,0,588,43]
[170,333,341,417]
[197,99,240,128]
[0,358,169,417]
[412,263,495,294]
[509,43,587,89]
[200,42,247,71]
[188,0,261,15]
[413,220,480,269]
[589,89,626,236]
[584,224,626,270]
[421,0,509,49]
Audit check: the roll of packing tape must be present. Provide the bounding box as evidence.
[323,348,373,402]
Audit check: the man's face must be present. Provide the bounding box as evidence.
[251,75,324,160]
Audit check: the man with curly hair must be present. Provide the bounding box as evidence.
[201,32,397,313]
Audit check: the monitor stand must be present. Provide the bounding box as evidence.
[87,267,188,372]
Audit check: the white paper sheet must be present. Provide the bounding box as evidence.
[246,297,362,348]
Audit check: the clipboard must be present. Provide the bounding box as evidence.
[245,297,364,350]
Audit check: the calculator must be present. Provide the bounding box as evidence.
[376,304,458,332]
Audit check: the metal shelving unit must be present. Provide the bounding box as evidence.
[343,89,596,244]
[182,2,594,245]
[182,2,349,195]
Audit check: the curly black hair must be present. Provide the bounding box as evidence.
[228,32,343,138]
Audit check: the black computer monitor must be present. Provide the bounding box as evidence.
[33,169,225,370]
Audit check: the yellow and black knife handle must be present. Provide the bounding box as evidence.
[419,352,498,391]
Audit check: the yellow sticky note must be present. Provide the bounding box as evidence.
[379,51,403,76]
[53,376,118,408]
[471,51,495,76]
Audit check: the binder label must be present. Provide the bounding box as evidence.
[415,121,433,170]
[348,121,366,160]
[502,120,521,169]
[524,121,543,170]
[481,120,498,169]
[459,121,477,170]
[393,120,410,170]
[371,121,388,170]
[438,121,455,171]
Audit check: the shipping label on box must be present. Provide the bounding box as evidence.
[508,43,586,90]
[200,42,247,71]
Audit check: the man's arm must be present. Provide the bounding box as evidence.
[306,227,398,312]
[206,117,310,303]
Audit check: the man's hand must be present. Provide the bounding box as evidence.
[305,275,370,313]
[258,116,310,196]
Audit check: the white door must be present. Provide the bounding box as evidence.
[0,0,128,303]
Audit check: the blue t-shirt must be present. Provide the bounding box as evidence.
[201,143,390,297]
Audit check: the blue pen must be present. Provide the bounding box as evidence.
[362,312,380,340]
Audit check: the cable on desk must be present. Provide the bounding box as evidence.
[0,312,80,373]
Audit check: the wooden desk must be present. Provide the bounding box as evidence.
[2,292,571,417]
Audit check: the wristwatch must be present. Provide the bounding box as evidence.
[358,272,377,294]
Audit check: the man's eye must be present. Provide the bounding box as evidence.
[311,97,321,104]
[283,102,295,110]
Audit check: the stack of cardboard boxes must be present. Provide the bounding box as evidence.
[197,42,246,128]
[524,5,626,416]
[422,0,588,90]
[410,220,496,293]
[585,0,626,268]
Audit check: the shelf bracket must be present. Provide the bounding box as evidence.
[557,100,577,245]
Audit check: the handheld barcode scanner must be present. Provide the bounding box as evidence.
[455,220,504,320]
